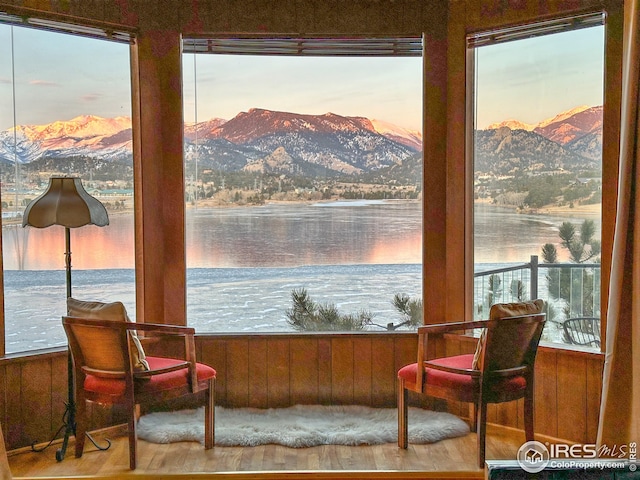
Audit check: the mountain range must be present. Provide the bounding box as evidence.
[478,105,602,175]
[0,104,602,180]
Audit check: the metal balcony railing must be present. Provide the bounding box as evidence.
[474,255,601,347]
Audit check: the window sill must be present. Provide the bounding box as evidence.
[450,332,604,358]
[195,330,419,339]
[0,346,67,365]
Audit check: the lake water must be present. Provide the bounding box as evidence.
[2,200,600,353]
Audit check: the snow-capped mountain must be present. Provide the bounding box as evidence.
[370,119,422,151]
[189,108,418,175]
[0,115,133,164]
[17,115,131,143]
[479,104,603,173]
[475,127,596,176]
[534,106,602,146]
[0,110,420,177]
[0,129,44,164]
[184,118,227,141]
[486,119,536,131]
[486,105,602,146]
[0,103,601,180]
[207,108,377,144]
[536,105,591,129]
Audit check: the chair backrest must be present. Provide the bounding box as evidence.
[473,299,545,370]
[479,313,546,373]
[63,317,133,375]
[563,317,601,347]
[67,298,149,371]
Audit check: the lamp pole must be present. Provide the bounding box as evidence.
[65,227,72,299]
[22,177,110,461]
[58,226,74,461]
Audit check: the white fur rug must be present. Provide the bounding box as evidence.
[137,405,470,447]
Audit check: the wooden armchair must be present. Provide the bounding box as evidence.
[63,316,216,470]
[397,300,546,468]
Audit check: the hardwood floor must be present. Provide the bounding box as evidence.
[8,425,523,479]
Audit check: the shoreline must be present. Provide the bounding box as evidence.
[188,197,420,208]
[539,203,601,216]
[4,198,601,228]
[2,198,420,228]
[474,198,601,216]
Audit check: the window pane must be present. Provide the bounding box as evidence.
[183,49,423,333]
[472,24,604,349]
[0,25,134,353]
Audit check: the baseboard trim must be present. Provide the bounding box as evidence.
[485,421,580,447]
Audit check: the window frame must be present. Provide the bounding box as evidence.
[0,0,626,468]
[462,9,618,353]
[180,34,425,334]
[0,18,136,356]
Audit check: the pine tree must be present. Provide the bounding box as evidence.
[542,220,599,320]
[285,288,373,331]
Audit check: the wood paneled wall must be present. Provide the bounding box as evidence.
[0,350,121,451]
[193,334,417,409]
[0,0,614,458]
[439,335,604,444]
[0,334,602,451]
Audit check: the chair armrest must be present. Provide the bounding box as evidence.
[413,320,488,388]
[422,361,528,378]
[134,361,191,378]
[123,323,199,389]
[423,360,480,377]
[487,365,530,377]
[417,319,489,335]
[123,322,196,363]
[124,322,195,336]
[82,367,126,379]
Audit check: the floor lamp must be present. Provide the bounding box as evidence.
[22,176,110,461]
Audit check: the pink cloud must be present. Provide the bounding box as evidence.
[29,80,58,86]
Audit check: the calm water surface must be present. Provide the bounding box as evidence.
[2,200,600,352]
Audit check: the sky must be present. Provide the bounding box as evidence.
[475,26,605,129]
[183,55,421,130]
[0,26,132,130]
[0,23,605,133]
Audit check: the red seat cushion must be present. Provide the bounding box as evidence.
[398,353,526,402]
[84,356,216,398]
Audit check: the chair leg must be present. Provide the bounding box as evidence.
[74,394,87,459]
[524,379,535,441]
[128,402,137,470]
[470,402,477,432]
[204,378,215,449]
[476,401,487,469]
[397,377,408,449]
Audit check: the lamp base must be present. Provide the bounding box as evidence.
[31,400,111,461]
[31,351,111,461]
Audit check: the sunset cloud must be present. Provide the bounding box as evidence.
[81,93,101,102]
[29,80,58,86]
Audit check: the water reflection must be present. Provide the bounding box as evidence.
[3,217,134,270]
[2,200,604,352]
[185,201,423,267]
[1,201,603,271]
[474,203,601,263]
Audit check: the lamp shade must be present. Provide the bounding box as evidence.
[22,177,109,229]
